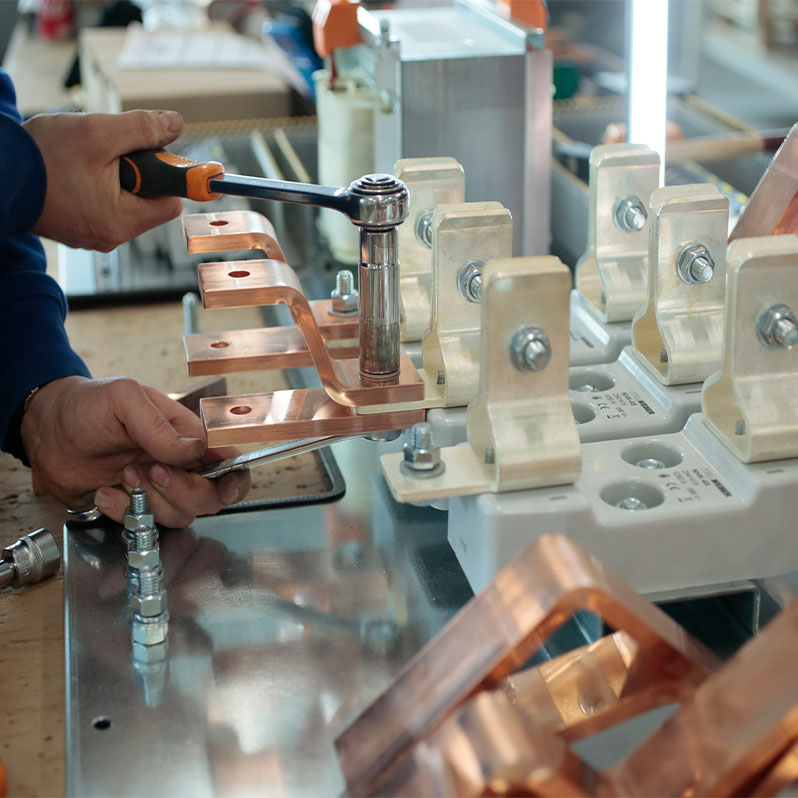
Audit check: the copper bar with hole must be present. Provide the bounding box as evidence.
[334,534,719,797]
[184,329,359,376]
[197,259,424,407]
[200,389,425,446]
[184,210,287,260]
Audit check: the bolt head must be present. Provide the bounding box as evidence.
[402,442,441,471]
[457,260,484,304]
[130,591,167,617]
[613,196,647,232]
[758,304,798,349]
[511,326,552,372]
[330,291,359,314]
[131,615,168,645]
[124,511,154,534]
[127,548,161,570]
[415,210,434,249]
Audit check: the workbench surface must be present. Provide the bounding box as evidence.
[0,298,331,796]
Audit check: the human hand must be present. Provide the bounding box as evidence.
[23,109,185,251]
[20,376,250,527]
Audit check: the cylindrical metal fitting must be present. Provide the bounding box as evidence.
[613,196,647,233]
[510,326,552,372]
[182,292,200,335]
[677,243,715,285]
[359,228,400,377]
[0,528,61,588]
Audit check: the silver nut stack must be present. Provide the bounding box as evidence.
[125,488,168,662]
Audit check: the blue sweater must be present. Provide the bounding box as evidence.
[0,69,91,462]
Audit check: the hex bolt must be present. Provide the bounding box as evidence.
[415,210,434,249]
[677,243,715,285]
[129,487,148,515]
[457,260,484,303]
[510,326,552,373]
[330,270,359,315]
[636,458,665,470]
[617,496,647,511]
[757,304,798,349]
[613,196,647,233]
[401,422,445,478]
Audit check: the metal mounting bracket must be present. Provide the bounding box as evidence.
[575,144,660,323]
[380,256,581,500]
[632,184,729,385]
[394,157,466,343]
[703,234,798,462]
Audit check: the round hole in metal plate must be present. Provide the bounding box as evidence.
[228,270,250,278]
[209,220,228,226]
[210,341,230,349]
[621,441,684,470]
[93,717,113,730]
[230,405,252,415]
[571,401,597,425]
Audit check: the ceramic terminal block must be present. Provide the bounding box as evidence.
[575,144,660,323]
[632,184,729,385]
[380,256,581,501]
[393,157,466,343]
[703,234,798,462]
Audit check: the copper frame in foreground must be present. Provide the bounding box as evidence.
[200,388,426,446]
[184,328,358,376]
[197,259,424,408]
[334,534,719,797]
[184,210,287,260]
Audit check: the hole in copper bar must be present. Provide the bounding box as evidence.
[228,270,250,278]
[210,341,230,349]
[230,405,252,415]
[209,220,228,226]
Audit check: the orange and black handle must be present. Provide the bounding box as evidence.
[119,149,225,202]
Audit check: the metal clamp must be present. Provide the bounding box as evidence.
[380,256,581,500]
[631,184,729,385]
[575,144,660,323]
[703,234,798,462]
[394,157,466,343]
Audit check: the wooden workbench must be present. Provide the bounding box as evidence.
[0,298,331,796]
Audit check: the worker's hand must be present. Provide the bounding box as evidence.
[23,109,185,252]
[20,376,250,527]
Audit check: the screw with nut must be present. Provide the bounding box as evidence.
[510,326,552,372]
[613,196,647,233]
[677,243,715,285]
[401,422,445,479]
[330,270,359,315]
[457,260,484,303]
[758,304,798,350]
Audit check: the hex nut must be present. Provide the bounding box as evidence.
[132,640,168,664]
[130,591,167,617]
[403,444,441,471]
[131,615,168,645]
[127,548,161,570]
[331,291,359,314]
[124,511,154,534]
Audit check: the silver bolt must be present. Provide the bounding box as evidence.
[677,244,715,285]
[484,447,496,465]
[182,292,200,336]
[510,326,552,372]
[436,370,445,385]
[735,419,746,436]
[130,488,148,515]
[617,496,647,511]
[576,383,595,393]
[659,348,669,363]
[636,458,665,469]
[457,260,484,303]
[415,210,434,249]
[330,270,359,315]
[401,422,445,478]
[757,304,798,349]
[613,196,647,233]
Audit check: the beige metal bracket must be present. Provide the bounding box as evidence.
[703,235,798,462]
[632,184,729,385]
[394,157,466,343]
[380,256,581,500]
[575,144,660,323]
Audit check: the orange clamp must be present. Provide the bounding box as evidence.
[312,0,360,59]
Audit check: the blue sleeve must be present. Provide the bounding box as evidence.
[0,69,91,461]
